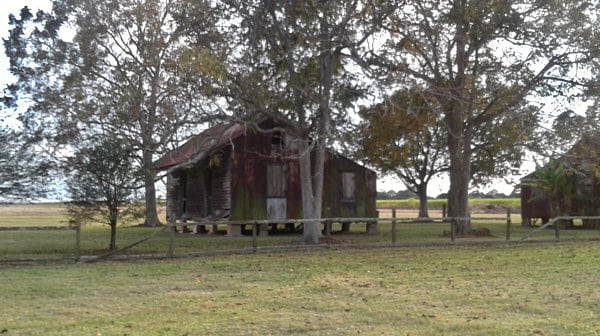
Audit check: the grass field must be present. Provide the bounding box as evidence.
[2,242,600,335]
[3,203,600,334]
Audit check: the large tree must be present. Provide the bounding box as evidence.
[358,89,449,219]
[362,0,600,234]
[4,0,220,226]
[221,0,397,243]
[357,87,534,219]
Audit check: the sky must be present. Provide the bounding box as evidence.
[0,1,52,79]
[0,1,53,115]
[0,1,533,197]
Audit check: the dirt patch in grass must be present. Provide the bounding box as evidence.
[443,227,495,238]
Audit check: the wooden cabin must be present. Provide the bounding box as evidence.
[520,135,600,227]
[153,118,377,236]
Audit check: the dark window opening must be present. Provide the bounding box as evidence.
[272,131,284,146]
[271,131,285,156]
[205,168,213,216]
[180,173,187,214]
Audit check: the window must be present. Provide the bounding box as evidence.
[271,131,285,155]
[272,131,284,146]
[342,172,356,200]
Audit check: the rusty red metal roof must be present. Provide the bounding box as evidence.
[153,123,248,171]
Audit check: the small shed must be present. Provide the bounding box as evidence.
[153,117,377,236]
[520,171,553,226]
[520,136,600,227]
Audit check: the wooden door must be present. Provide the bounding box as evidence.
[267,164,287,220]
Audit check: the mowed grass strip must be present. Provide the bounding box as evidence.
[1,242,600,335]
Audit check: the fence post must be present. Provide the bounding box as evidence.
[252,221,258,252]
[506,208,511,241]
[391,208,397,245]
[325,220,332,240]
[555,218,560,241]
[168,221,175,257]
[75,213,81,260]
[450,219,456,242]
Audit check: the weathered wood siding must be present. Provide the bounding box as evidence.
[166,172,181,221]
[285,159,302,219]
[230,130,268,220]
[229,125,305,221]
[210,145,232,216]
[164,119,376,224]
[321,153,377,219]
[184,163,207,219]
[520,185,552,224]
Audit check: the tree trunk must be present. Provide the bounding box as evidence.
[294,8,334,245]
[296,139,320,244]
[144,177,160,227]
[305,11,334,242]
[443,2,471,235]
[445,109,471,235]
[416,183,430,219]
[142,150,160,227]
[313,145,326,223]
[109,219,117,251]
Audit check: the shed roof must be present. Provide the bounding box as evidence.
[153,116,376,175]
[153,123,247,171]
[520,134,600,183]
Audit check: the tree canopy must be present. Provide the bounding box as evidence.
[4,0,222,225]
[3,0,600,238]
[218,0,397,243]
[358,88,448,218]
[0,125,51,201]
[358,0,600,234]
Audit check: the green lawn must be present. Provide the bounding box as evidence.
[2,242,600,335]
[2,203,600,335]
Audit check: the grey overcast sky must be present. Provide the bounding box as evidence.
[0,1,52,90]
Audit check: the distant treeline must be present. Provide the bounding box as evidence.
[377,189,519,200]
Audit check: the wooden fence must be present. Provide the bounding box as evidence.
[0,223,81,260]
[3,210,600,263]
[165,209,515,256]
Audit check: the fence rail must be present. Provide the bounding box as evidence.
[3,211,600,263]
[0,223,81,261]
[518,215,600,241]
